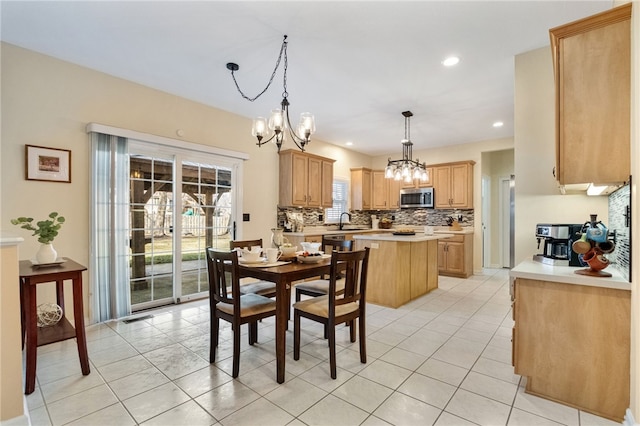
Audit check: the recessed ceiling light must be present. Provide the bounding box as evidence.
[442,56,460,67]
[493,121,504,128]
[345,141,353,146]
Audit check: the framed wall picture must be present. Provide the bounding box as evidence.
[25,145,71,183]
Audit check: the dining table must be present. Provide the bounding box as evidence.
[238,256,331,383]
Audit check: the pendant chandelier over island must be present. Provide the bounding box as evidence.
[384,111,428,183]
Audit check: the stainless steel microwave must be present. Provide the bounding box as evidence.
[399,187,434,208]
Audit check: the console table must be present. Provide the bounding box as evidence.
[19,258,89,394]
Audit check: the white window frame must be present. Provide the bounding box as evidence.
[324,178,349,224]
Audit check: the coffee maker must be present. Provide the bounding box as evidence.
[533,224,583,266]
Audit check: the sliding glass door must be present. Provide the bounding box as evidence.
[128,145,236,311]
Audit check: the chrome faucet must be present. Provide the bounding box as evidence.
[339,212,351,230]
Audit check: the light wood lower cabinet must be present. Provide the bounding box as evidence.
[355,239,438,308]
[437,233,473,278]
[512,278,630,422]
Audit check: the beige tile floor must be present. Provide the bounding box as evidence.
[24,269,621,426]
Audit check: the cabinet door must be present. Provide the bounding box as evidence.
[450,163,471,208]
[291,153,309,206]
[350,168,372,210]
[444,242,465,274]
[306,156,322,207]
[551,4,631,185]
[417,167,434,188]
[321,160,334,208]
[388,178,401,209]
[372,171,388,209]
[433,166,452,208]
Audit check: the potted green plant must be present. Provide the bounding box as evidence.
[11,212,65,264]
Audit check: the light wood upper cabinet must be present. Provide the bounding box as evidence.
[433,161,474,209]
[371,170,402,210]
[550,3,631,185]
[402,167,434,189]
[371,171,388,209]
[279,150,335,208]
[350,168,372,210]
[388,178,401,209]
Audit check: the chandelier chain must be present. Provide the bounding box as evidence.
[229,36,288,102]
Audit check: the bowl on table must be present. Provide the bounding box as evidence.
[297,253,324,263]
[240,249,263,262]
[300,242,322,253]
[281,245,297,257]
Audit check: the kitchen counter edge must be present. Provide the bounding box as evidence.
[510,259,630,291]
[353,233,454,242]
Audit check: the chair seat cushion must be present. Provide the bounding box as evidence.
[240,280,276,296]
[295,279,345,294]
[218,293,276,317]
[293,295,358,319]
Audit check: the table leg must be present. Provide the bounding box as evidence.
[20,279,26,349]
[56,279,65,313]
[276,278,288,384]
[24,283,38,395]
[72,277,90,376]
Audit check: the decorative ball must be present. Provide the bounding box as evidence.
[37,303,63,327]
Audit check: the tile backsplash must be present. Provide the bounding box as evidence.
[278,207,474,229]
[608,184,630,281]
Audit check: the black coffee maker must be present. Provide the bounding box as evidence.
[534,223,583,266]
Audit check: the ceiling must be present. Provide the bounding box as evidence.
[0,1,612,156]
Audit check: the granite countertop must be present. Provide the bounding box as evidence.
[284,225,473,237]
[353,233,454,242]
[510,259,630,291]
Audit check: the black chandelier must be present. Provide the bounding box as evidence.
[226,35,315,152]
[384,111,428,183]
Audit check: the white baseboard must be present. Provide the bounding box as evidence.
[624,408,639,426]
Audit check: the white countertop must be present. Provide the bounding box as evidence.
[510,259,631,291]
[0,231,24,247]
[353,233,454,242]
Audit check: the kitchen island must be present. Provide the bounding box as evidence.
[353,233,453,308]
[510,260,630,421]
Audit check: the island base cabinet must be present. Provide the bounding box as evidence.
[513,278,630,422]
[355,239,437,308]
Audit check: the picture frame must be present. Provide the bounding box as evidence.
[25,145,71,183]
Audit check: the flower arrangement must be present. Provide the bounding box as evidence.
[11,212,65,244]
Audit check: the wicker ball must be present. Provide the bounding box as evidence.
[37,303,63,327]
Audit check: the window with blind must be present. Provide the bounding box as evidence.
[325,179,349,223]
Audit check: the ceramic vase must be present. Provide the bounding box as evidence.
[36,243,57,264]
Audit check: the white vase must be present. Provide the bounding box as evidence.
[36,243,57,264]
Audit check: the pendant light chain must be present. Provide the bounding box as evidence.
[228,36,288,102]
[226,35,314,152]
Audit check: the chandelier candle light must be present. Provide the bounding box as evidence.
[384,111,429,184]
[226,35,315,152]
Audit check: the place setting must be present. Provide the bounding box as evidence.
[237,247,290,267]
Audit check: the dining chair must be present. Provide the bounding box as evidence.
[294,237,353,302]
[293,247,370,379]
[206,248,276,378]
[229,238,277,298]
